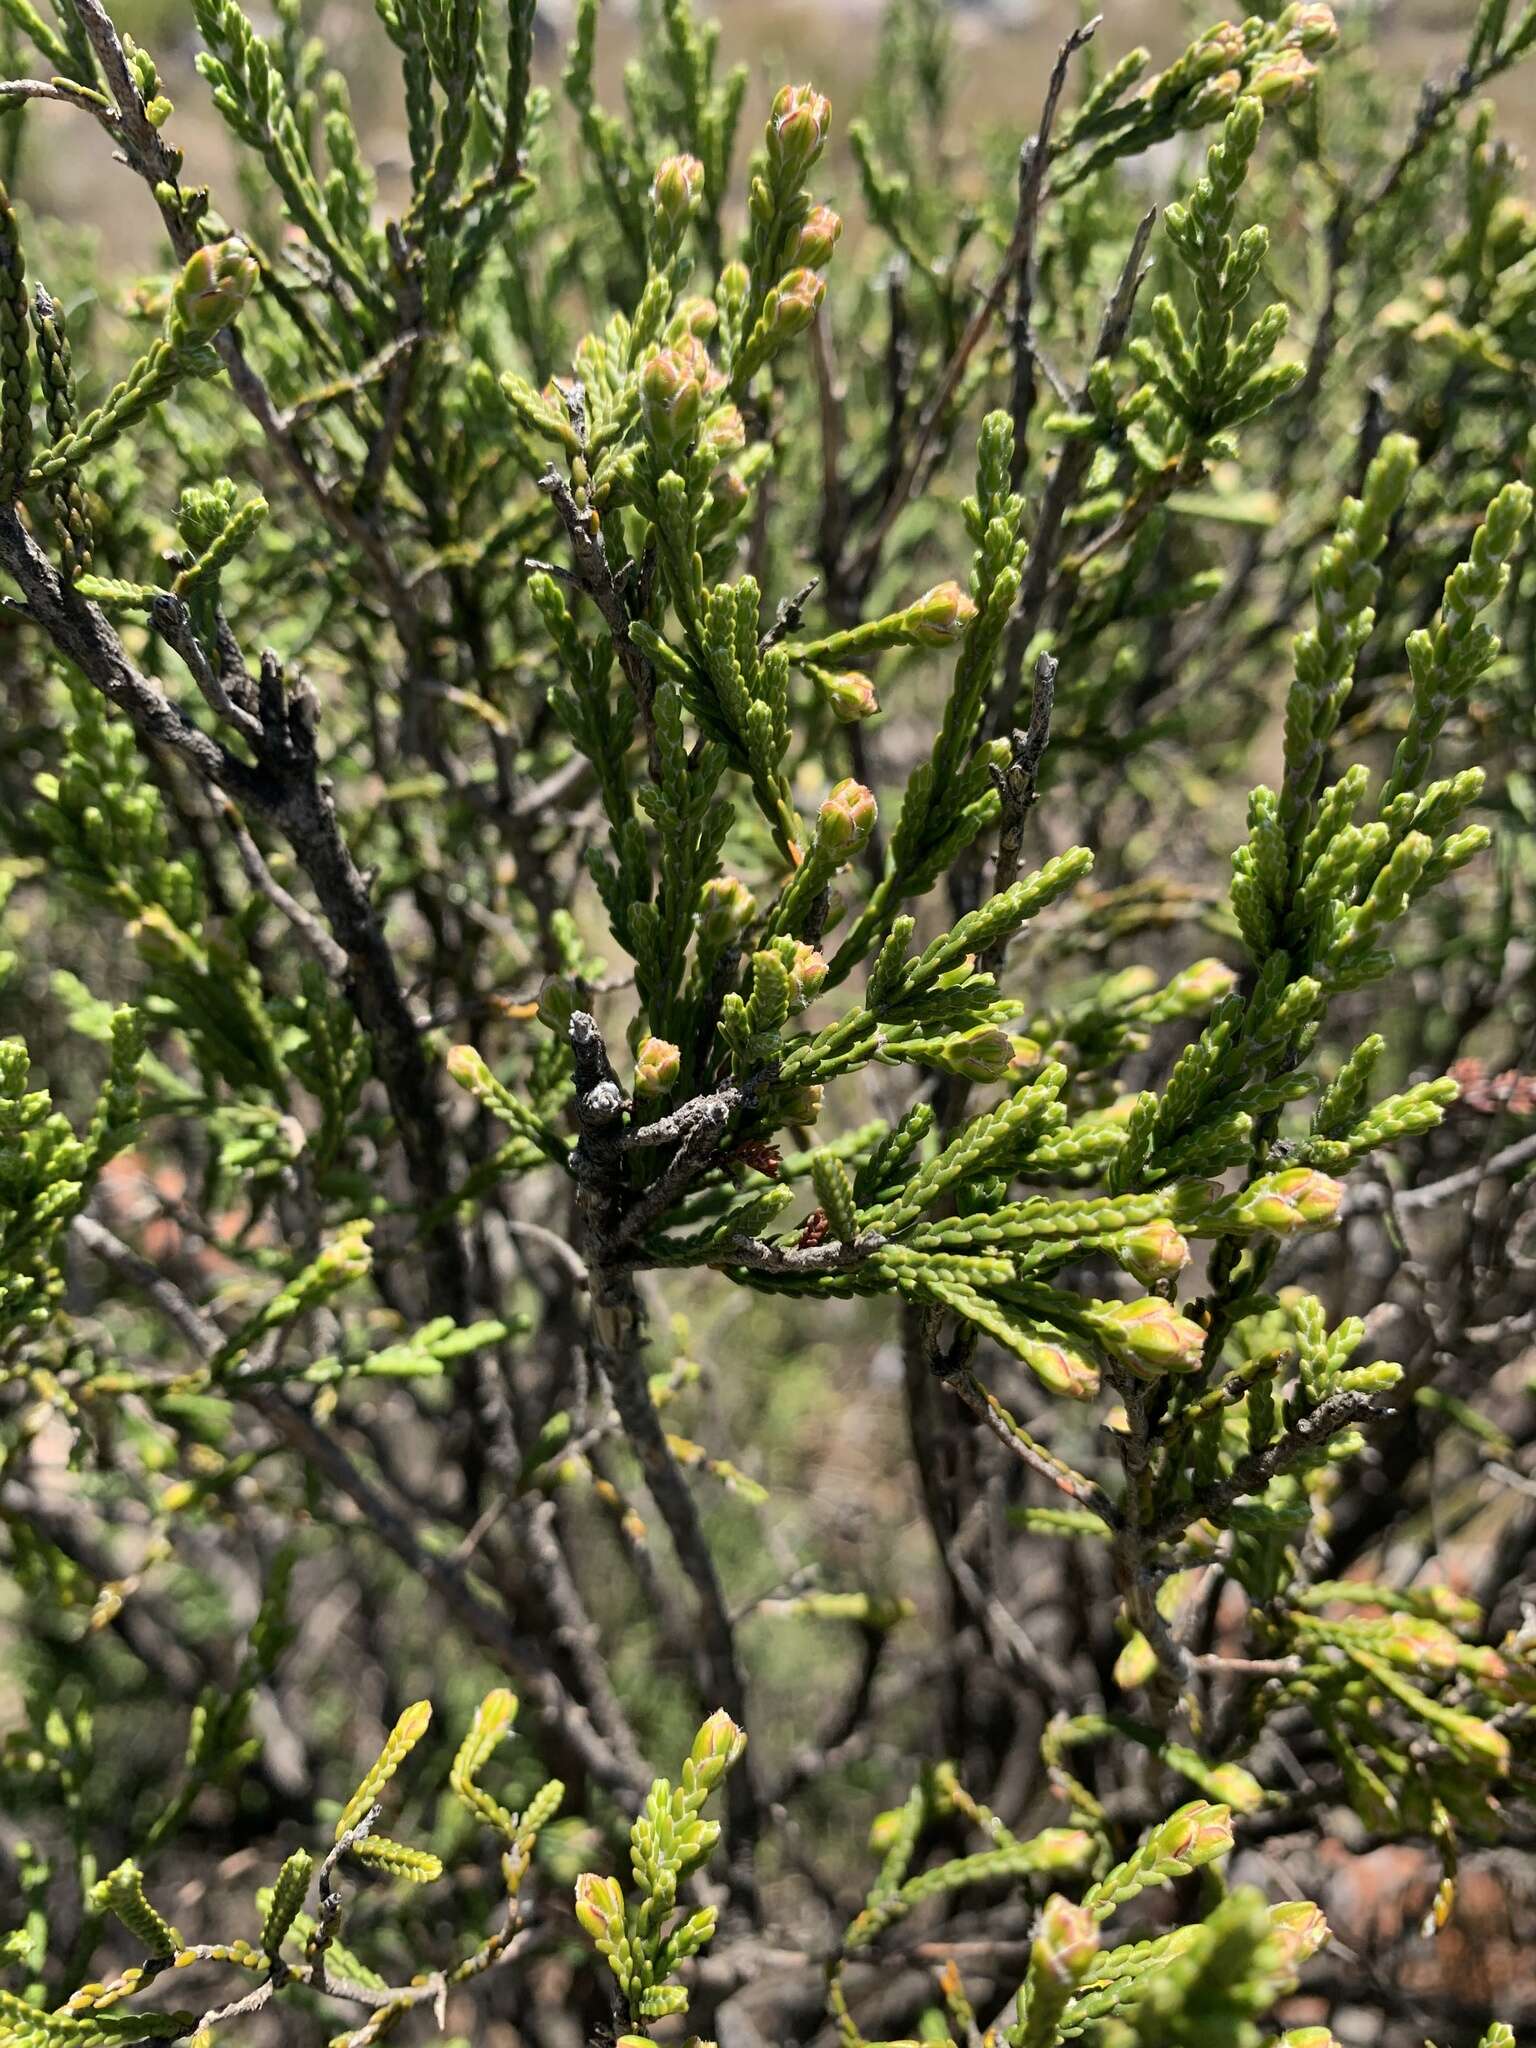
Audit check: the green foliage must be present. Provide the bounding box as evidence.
[0,0,1534,2039]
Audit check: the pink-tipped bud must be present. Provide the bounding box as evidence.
[671,295,719,338]
[573,1871,623,1942]
[687,1708,747,1788]
[777,1083,823,1126]
[652,152,705,232]
[817,778,877,859]
[639,347,704,450]
[768,267,825,341]
[1165,956,1239,1008]
[700,404,746,457]
[1193,20,1248,71]
[699,875,756,946]
[1268,1899,1332,1968]
[1034,1893,1099,1983]
[1093,1297,1206,1377]
[171,237,257,344]
[788,943,828,1008]
[1283,1,1339,48]
[634,1035,681,1097]
[940,1025,1014,1083]
[1183,68,1242,120]
[906,580,979,648]
[1231,1167,1344,1234]
[1020,1336,1100,1403]
[794,203,844,268]
[825,671,879,723]
[1204,1763,1266,1813]
[710,469,749,517]
[1157,1799,1234,1868]
[1248,48,1318,102]
[767,82,831,183]
[1116,1219,1191,1285]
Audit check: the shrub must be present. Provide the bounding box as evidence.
[0,0,1534,2040]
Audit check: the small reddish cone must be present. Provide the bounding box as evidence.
[1249,48,1318,102]
[1267,1899,1332,1967]
[1117,1218,1191,1284]
[794,204,843,268]
[768,268,825,341]
[699,875,755,945]
[907,580,979,647]
[767,83,831,183]
[817,778,877,859]
[1286,1,1339,48]
[573,1871,622,1942]
[651,152,705,233]
[941,1025,1014,1082]
[700,404,746,456]
[1231,1167,1345,1234]
[1092,1296,1206,1377]
[1033,1893,1099,1983]
[825,671,879,722]
[634,1035,681,1096]
[171,238,258,344]
[788,943,828,1007]
[777,1083,823,1125]
[639,347,704,450]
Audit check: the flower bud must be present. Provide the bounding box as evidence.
[699,875,755,946]
[1248,48,1318,103]
[639,347,704,450]
[700,404,746,458]
[1033,1827,1095,1869]
[170,238,257,344]
[1227,1167,1344,1235]
[767,82,831,183]
[634,1035,681,1096]
[788,943,828,1009]
[1034,1893,1099,1983]
[1282,1,1338,50]
[1163,956,1238,1008]
[777,1083,823,1126]
[825,670,879,722]
[1093,1297,1206,1377]
[768,267,825,342]
[1204,1763,1265,1813]
[651,152,705,234]
[670,295,719,338]
[445,1043,489,1091]
[1156,1799,1234,1869]
[1267,1899,1332,1969]
[1192,20,1248,72]
[940,1024,1014,1083]
[818,778,877,859]
[906,579,979,648]
[687,1707,747,1790]
[573,1871,623,1942]
[1182,68,1242,121]
[1020,1336,1100,1402]
[673,332,724,394]
[709,469,749,519]
[1116,1219,1191,1285]
[793,203,843,268]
